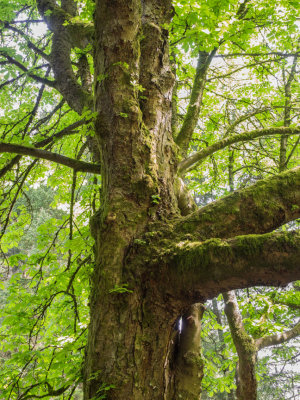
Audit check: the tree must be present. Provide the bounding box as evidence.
[199,287,300,399]
[0,0,299,399]
[223,289,300,400]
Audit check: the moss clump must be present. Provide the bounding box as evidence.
[233,234,265,257]
[172,238,232,273]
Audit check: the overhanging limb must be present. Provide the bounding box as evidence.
[175,167,300,239]
[0,142,100,174]
[166,230,300,299]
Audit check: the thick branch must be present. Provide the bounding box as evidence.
[175,49,217,154]
[176,167,300,239]
[0,142,100,174]
[256,322,300,351]
[178,126,300,174]
[36,0,93,113]
[167,231,300,300]
[36,0,93,48]
[50,29,92,113]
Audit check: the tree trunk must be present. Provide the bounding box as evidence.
[279,53,298,172]
[2,1,300,399]
[223,291,257,400]
[84,267,181,399]
[83,1,181,398]
[167,304,205,400]
[81,2,300,399]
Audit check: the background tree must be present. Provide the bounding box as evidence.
[199,287,300,399]
[0,0,300,399]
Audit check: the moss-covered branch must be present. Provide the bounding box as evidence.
[178,126,300,174]
[36,0,94,48]
[36,0,93,113]
[167,231,300,300]
[0,142,100,174]
[175,167,300,239]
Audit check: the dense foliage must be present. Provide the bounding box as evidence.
[0,0,299,398]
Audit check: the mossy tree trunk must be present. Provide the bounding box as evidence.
[223,291,257,400]
[23,1,300,399]
[84,1,181,398]
[169,304,205,400]
[81,1,300,399]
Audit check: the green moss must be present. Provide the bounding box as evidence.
[172,238,233,273]
[144,231,159,238]
[184,351,204,368]
[234,234,265,257]
[134,238,147,246]
[237,331,256,355]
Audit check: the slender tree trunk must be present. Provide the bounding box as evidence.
[212,297,225,345]
[279,54,298,172]
[223,291,257,400]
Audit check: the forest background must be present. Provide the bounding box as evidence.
[0,0,299,399]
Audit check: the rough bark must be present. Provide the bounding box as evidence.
[4,1,299,399]
[170,304,205,400]
[84,1,180,399]
[62,2,300,395]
